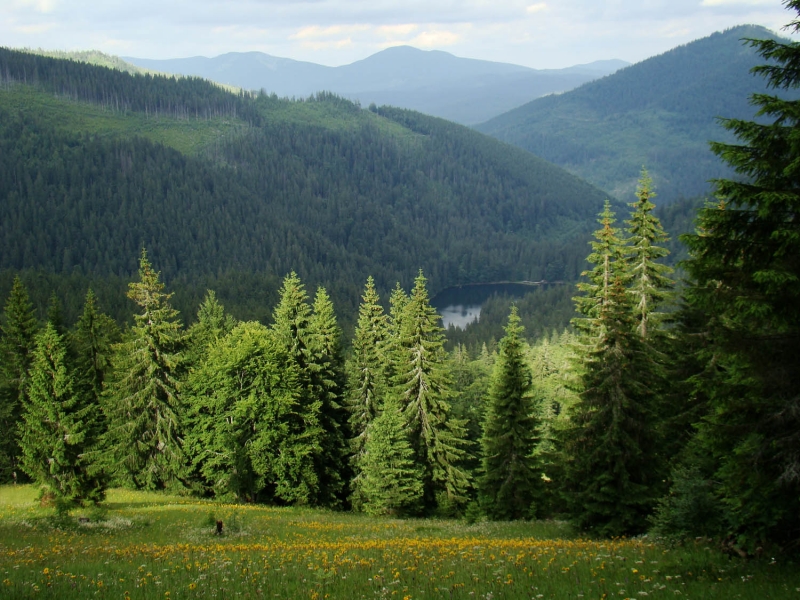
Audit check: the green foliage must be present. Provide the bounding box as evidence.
[100,250,186,490]
[676,3,800,548]
[307,287,349,507]
[359,398,424,516]
[20,323,106,504]
[572,200,627,335]
[184,321,302,502]
[478,307,541,520]
[345,277,389,507]
[394,272,471,511]
[0,48,612,340]
[625,168,674,338]
[478,25,795,203]
[564,277,662,536]
[0,276,38,482]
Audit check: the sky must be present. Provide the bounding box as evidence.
[2,0,799,69]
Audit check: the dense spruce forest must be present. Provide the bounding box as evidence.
[2,1,800,558]
[0,46,611,331]
[477,25,797,204]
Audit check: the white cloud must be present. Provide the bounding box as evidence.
[526,3,547,14]
[409,29,461,47]
[701,0,772,5]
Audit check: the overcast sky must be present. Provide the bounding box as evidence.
[2,0,798,69]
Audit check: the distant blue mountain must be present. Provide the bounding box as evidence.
[125,47,627,125]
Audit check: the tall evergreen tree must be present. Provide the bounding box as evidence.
[185,290,235,369]
[269,272,325,505]
[359,397,424,516]
[346,276,389,506]
[0,276,38,482]
[625,169,674,338]
[101,250,186,489]
[20,323,106,503]
[678,3,800,546]
[395,271,470,512]
[573,200,627,336]
[308,287,349,507]
[69,289,119,408]
[478,307,541,520]
[564,276,661,536]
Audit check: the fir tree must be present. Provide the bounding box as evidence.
[395,271,470,512]
[20,323,106,503]
[359,397,424,516]
[478,307,541,520]
[625,168,674,338]
[677,4,800,546]
[345,277,389,505]
[101,250,186,490]
[0,276,38,482]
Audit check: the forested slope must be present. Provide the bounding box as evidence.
[0,47,612,328]
[477,25,792,203]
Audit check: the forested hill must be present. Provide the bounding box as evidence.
[0,47,612,329]
[476,25,791,204]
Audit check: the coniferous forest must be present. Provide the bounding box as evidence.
[1,1,800,561]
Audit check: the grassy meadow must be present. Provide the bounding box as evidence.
[0,485,797,599]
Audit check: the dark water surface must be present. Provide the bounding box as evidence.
[432,282,548,329]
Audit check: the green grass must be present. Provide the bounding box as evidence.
[0,486,797,599]
[0,85,246,155]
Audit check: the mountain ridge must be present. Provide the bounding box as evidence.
[123,47,628,124]
[476,24,791,203]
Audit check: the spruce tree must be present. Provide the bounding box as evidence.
[359,397,424,516]
[678,4,800,546]
[69,289,119,408]
[395,271,470,512]
[307,287,349,507]
[345,277,389,505]
[625,169,674,338]
[269,272,325,505]
[185,290,235,369]
[573,200,627,336]
[564,276,660,536]
[0,276,38,482]
[478,307,541,520]
[20,323,106,503]
[101,250,186,489]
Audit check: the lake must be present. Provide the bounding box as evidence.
[432,282,549,329]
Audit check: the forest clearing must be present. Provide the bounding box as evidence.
[0,485,797,599]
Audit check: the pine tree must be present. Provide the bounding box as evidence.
[677,4,800,546]
[394,271,470,512]
[101,250,186,489]
[20,323,106,503]
[625,169,674,338]
[0,276,38,482]
[359,397,424,516]
[478,307,541,520]
[564,276,660,536]
[345,277,389,506]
